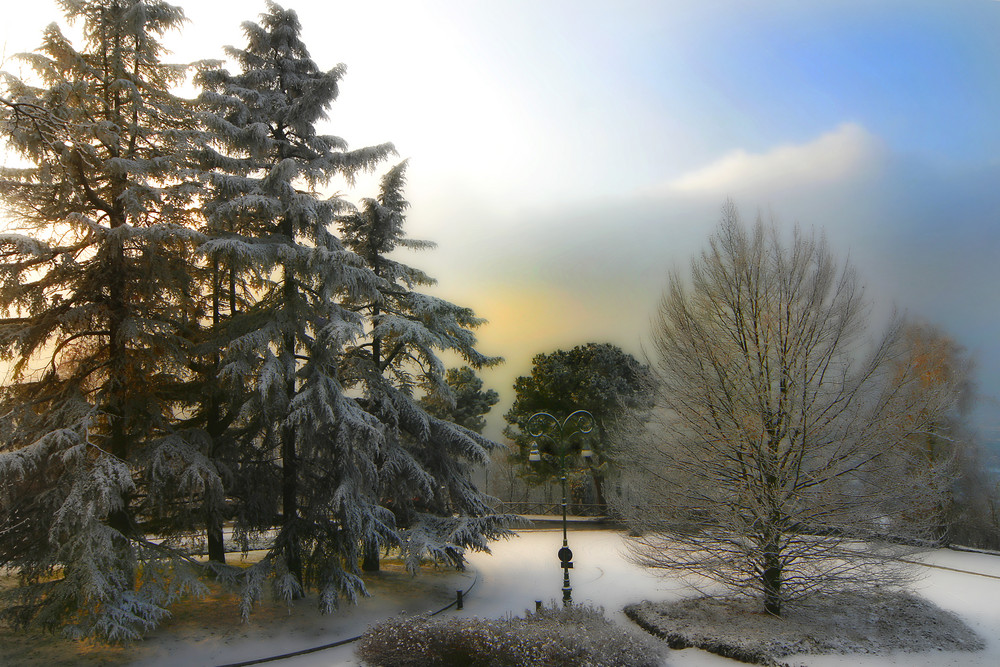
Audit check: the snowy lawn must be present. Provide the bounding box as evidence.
[626,591,983,665]
[2,528,999,666]
[0,558,473,667]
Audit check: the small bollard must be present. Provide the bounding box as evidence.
[456,590,463,610]
[535,600,542,612]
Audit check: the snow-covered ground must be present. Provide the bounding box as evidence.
[130,528,999,666]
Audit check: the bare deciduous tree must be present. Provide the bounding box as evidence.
[894,321,1000,549]
[614,203,943,616]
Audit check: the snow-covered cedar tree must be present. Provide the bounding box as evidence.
[504,343,652,507]
[0,0,214,641]
[339,161,515,574]
[195,2,403,614]
[614,202,946,617]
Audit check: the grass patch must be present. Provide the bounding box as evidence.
[0,565,247,666]
[0,570,127,666]
[1,557,467,666]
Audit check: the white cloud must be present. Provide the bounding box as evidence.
[667,123,885,195]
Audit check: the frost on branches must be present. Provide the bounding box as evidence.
[0,0,211,641]
[0,0,510,640]
[339,161,516,574]
[196,1,395,612]
[615,203,946,617]
[197,4,511,616]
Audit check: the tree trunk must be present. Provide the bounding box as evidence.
[590,427,610,510]
[206,509,226,564]
[363,288,383,573]
[103,196,140,592]
[589,467,607,509]
[280,248,303,592]
[105,226,137,540]
[203,260,227,565]
[762,539,783,616]
[362,543,380,572]
[281,416,303,588]
[203,415,226,565]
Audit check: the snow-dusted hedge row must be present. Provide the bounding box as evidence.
[358,603,663,667]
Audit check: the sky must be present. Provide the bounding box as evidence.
[2,0,1000,447]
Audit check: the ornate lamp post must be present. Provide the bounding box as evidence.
[527,409,595,605]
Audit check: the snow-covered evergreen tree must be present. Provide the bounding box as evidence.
[195,2,397,612]
[0,0,214,641]
[181,220,254,565]
[340,161,514,574]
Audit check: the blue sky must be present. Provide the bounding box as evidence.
[3,0,999,445]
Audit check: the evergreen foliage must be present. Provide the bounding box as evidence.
[339,161,513,573]
[0,0,509,640]
[504,343,652,506]
[420,365,499,434]
[0,0,211,641]
[195,1,396,611]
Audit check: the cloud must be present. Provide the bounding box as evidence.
[666,123,885,195]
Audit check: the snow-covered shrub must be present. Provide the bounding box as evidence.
[357,603,662,666]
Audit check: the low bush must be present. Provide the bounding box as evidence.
[358,602,662,666]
